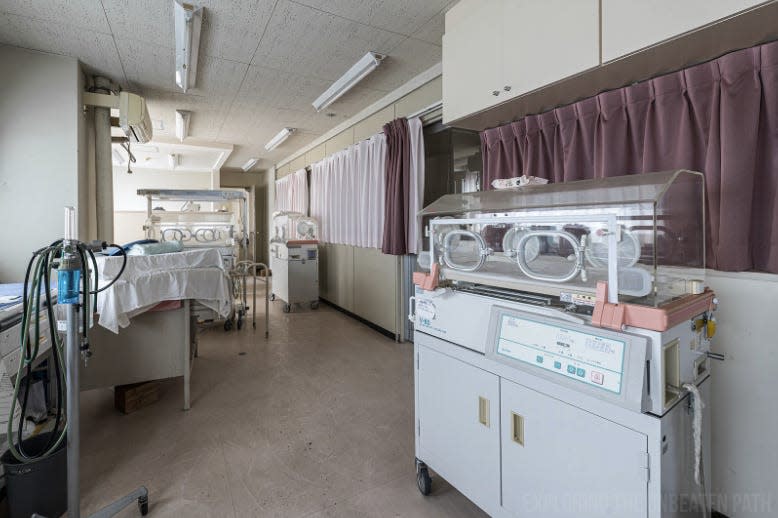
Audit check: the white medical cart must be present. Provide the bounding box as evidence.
[269,212,319,313]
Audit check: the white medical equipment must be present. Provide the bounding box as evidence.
[138,188,252,329]
[6,207,148,517]
[138,188,249,269]
[411,171,719,517]
[270,212,320,313]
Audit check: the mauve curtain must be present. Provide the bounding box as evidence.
[382,118,411,255]
[481,40,778,273]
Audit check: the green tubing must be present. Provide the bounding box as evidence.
[6,244,71,463]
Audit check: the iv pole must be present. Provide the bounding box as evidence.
[60,208,149,518]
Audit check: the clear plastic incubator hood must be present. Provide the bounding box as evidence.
[418,170,705,308]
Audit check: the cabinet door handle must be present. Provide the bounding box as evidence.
[478,396,490,427]
[511,412,525,446]
[491,90,500,96]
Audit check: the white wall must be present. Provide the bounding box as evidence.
[707,271,778,517]
[0,46,83,281]
[112,166,214,244]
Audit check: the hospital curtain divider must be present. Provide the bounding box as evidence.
[407,117,425,255]
[275,168,309,214]
[382,118,410,255]
[274,174,292,212]
[480,40,778,273]
[381,117,424,255]
[310,133,386,248]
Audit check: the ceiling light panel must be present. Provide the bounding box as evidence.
[265,127,296,151]
[175,110,192,142]
[174,0,203,92]
[312,52,384,112]
[242,158,259,172]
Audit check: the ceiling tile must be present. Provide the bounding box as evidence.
[101,0,172,49]
[233,64,331,111]
[412,6,453,46]
[291,0,451,36]
[198,0,277,63]
[0,0,111,33]
[102,0,276,63]
[116,37,247,97]
[0,12,126,85]
[252,0,405,81]
[357,38,441,92]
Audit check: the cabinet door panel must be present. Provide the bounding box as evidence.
[602,0,765,62]
[353,247,397,333]
[501,0,600,98]
[500,378,647,517]
[417,343,500,513]
[442,0,503,123]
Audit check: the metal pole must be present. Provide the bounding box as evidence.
[93,77,116,244]
[66,301,80,518]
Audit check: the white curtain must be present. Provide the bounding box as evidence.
[274,168,308,214]
[407,117,424,254]
[275,174,292,212]
[310,133,386,248]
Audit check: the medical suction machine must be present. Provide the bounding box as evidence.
[6,207,148,518]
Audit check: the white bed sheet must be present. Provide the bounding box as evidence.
[95,249,232,333]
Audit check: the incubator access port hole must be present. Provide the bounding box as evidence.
[663,339,680,408]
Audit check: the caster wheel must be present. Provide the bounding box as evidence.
[310,301,319,310]
[417,466,432,496]
[223,319,233,331]
[138,496,149,516]
[270,293,276,301]
[283,304,291,313]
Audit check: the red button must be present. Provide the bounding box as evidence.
[590,371,604,385]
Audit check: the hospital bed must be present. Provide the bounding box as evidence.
[85,249,232,410]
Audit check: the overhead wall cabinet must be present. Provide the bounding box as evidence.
[443,0,599,123]
[601,0,767,62]
[443,0,770,125]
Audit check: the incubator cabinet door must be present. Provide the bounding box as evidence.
[500,379,648,518]
[416,344,500,514]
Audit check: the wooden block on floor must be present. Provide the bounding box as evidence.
[114,381,160,414]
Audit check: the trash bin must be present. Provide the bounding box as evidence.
[1,432,67,518]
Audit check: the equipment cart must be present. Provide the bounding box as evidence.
[269,212,319,313]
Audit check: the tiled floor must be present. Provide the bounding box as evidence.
[79,302,488,517]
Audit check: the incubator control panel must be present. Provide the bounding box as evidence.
[485,304,648,411]
[494,314,626,394]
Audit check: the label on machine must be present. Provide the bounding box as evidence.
[495,314,626,394]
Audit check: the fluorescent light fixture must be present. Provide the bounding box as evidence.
[173,0,203,92]
[242,158,259,172]
[112,148,126,166]
[264,127,295,151]
[312,52,384,112]
[175,110,191,142]
[168,153,182,169]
